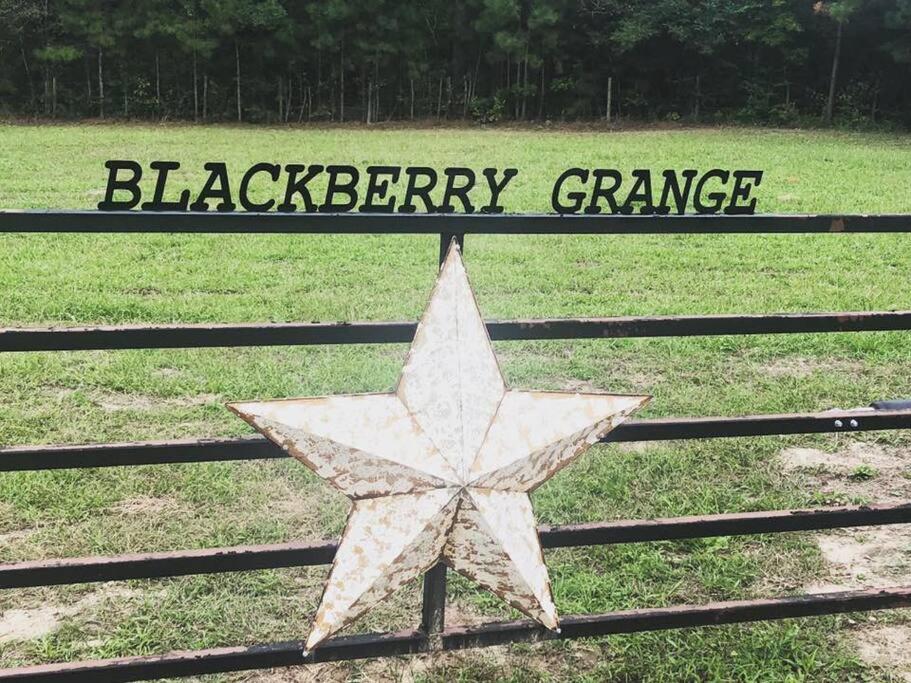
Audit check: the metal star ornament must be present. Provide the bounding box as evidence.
[228,242,649,650]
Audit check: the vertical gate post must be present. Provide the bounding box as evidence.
[420,562,448,638]
[439,232,465,265]
[418,231,463,642]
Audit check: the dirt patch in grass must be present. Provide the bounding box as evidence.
[265,480,349,540]
[152,367,183,379]
[806,526,911,593]
[237,658,431,683]
[561,374,659,395]
[854,625,911,683]
[0,606,61,644]
[93,390,221,412]
[780,441,911,502]
[758,356,864,380]
[0,585,140,645]
[0,527,37,547]
[0,496,35,547]
[0,505,40,561]
[107,495,183,516]
[779,440,911,680]
[562,378,600,393]
[614,440,653,454]
[237,667,346,682]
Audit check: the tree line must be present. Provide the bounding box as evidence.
[1,0,910,127]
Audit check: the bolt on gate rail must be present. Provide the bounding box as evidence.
[1,211,910,682]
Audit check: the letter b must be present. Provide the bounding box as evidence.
[98,160,143,210]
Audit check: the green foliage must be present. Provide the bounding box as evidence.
[470,92,507,122]
[849,464,878,481]
[0,0,909,124]
[33,45,82,64]
[884,0,911,63]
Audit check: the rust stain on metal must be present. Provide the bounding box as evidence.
[836,312,863,324]
[228,242,649,650]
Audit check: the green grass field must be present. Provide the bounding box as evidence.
[1,123,910,681]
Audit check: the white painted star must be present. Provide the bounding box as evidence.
[228,243,649,650]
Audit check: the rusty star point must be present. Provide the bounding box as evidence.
[228,242,650,650]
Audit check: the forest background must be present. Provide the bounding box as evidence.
[2,0,910,128]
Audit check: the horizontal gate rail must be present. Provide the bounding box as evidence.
[2,211,911,234]
[2,503,909,589]
[2,586,909,682]
[3,310,911,352]
[3,408,908,471]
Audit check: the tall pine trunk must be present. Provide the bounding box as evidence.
[155,50,161,114]
[436,75,443,118]
[617,79,621,118]
[85,55,92,113]
[285,75,293,122]
[203,73,208,121]
[520,46,528,120]
[514,60,520,119]
[505,58,510,116]
[98,47,104,118]
[871,75,880,122]
[235,40,242,122]
[193,51,198,121]
[317,49,322,111]
[473,49,481,110]
[364,63,370,123]
[19,35,36,115]
[606,75,612,123]
[825,20,843,125]
[339,38,345,122]
[538,63,545,119]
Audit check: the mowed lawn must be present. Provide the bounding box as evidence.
[1,123,910,681]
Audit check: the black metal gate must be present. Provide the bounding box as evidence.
[1,211,910,682]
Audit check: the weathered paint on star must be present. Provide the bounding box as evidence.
[228,242,650,650]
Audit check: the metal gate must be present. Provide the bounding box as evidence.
[1,211,910,681]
